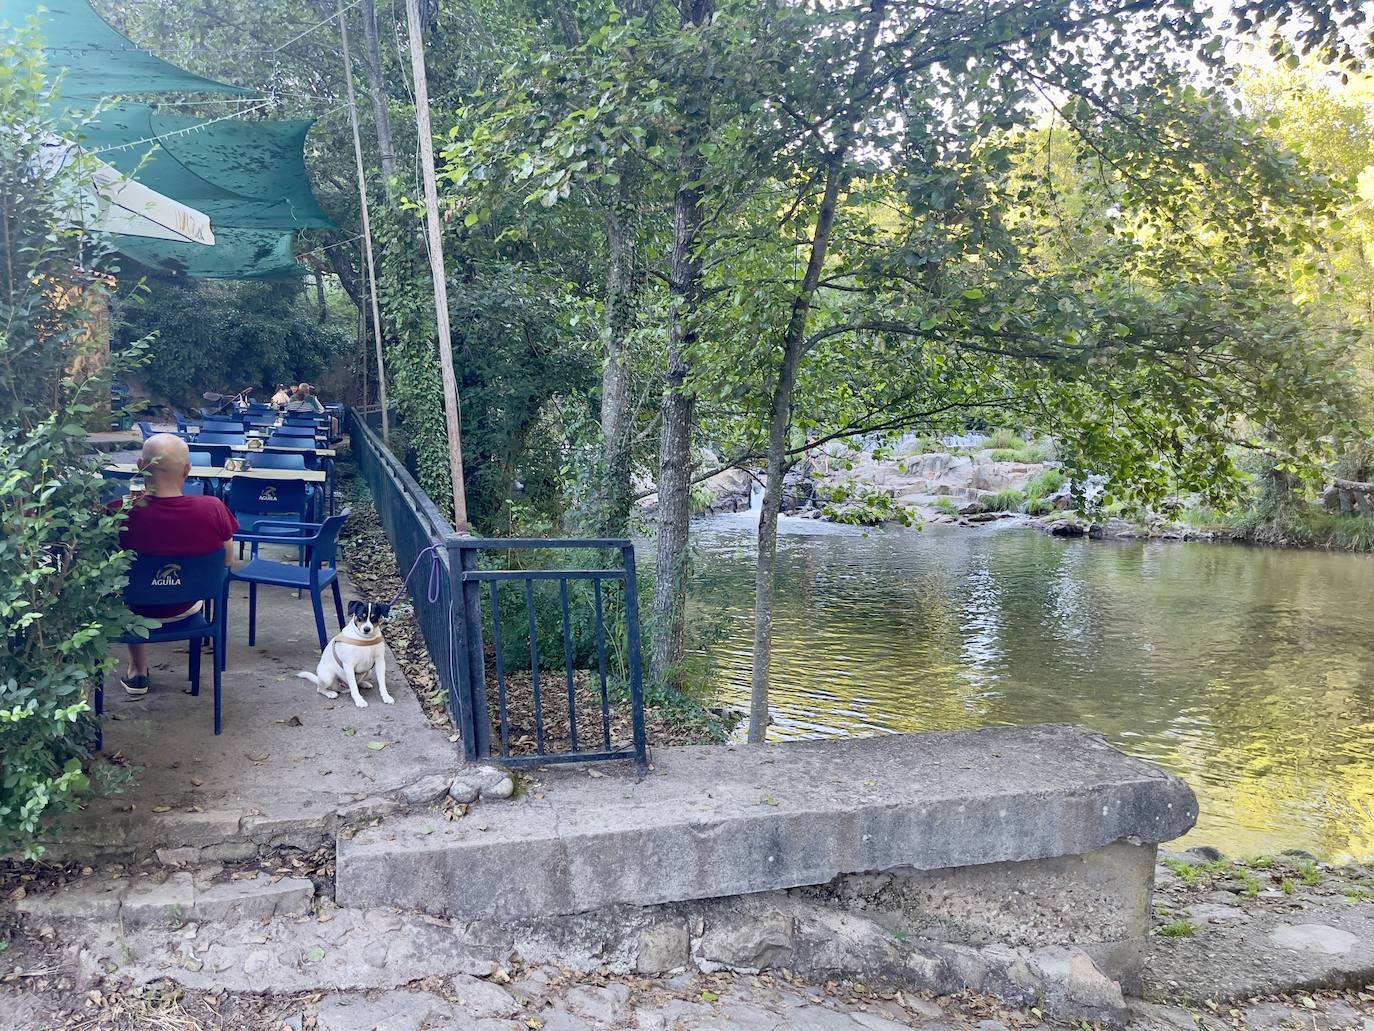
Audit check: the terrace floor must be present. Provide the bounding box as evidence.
[48,557,459,863]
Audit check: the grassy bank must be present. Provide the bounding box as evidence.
[1181,502,1374,552]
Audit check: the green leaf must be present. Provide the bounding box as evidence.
[367,741,388,751]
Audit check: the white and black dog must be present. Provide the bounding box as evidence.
[297,600,393,708]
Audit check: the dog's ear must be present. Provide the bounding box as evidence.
[374,603,392,621]
[347,600,365,620]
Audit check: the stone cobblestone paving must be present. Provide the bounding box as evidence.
[2,895,1373,1031]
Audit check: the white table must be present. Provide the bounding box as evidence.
[105,463,325,483]
[233,443,336,458]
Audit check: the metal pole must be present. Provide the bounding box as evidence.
[337,0,390,445]
[402,0,470,532]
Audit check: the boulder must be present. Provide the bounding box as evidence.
[780,459,820,513]
[1321,478,1374,517]
[971,461,1042,493]
[703,468,754,514]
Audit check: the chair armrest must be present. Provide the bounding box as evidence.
[255,519,321,537]
[233,529,313,547]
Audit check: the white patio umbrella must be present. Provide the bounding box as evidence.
[39,135,215,246]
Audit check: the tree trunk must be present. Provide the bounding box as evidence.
[747,156,846,742]
[360,0,397,179]
[313,267,327,323]
[650,0,713,687]
[323,231,365,312]
[747,1,885,743]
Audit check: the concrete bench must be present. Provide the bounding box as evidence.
[336,724,1196,1017]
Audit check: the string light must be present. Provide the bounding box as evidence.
[91,101,274,154]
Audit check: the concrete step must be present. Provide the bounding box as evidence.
[335,724,1196,923]
[16,868,313,929]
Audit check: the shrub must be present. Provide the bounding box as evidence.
[932,496,958,515]
[0,35,142,855]
[113,278,351,410]
[978,488,1025,513]
[1157,918,1196,938]
[1024,468,1066,502]
[985,428,1025,451]
[821,483,915,526]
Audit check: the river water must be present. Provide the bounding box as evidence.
[687,511,1374,861]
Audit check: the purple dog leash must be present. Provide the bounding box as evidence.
[389,543,445,607]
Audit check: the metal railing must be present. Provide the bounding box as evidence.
[350,410,477,748]
[350,411,647,768]
[451,538,647,768]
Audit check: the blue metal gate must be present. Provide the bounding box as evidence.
[448,538,647,768]
[351,411,647,768]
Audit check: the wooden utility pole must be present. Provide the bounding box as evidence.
[403,0,469,531]
[337,0,390,444]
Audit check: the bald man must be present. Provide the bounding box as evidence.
[116,434,238,697]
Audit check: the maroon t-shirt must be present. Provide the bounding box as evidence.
[117,495,238,618]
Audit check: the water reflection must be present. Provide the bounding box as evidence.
[687,514,1374,861]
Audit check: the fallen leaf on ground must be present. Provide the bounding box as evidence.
[151,805,171,813]
[304,947,325,963]
[342,728,357,737]
[367,741,388,751]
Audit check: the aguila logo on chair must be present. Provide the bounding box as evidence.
[152,563,182,587]
[258,486,277,502]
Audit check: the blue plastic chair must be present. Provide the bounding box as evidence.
[230,511,350,650]
[227,477,309,558]
[198,421,243,437]
[173,410,188,433]
[106,550,230,736]
[135,420,157,440]
[244,453,322,518]
[178,451,213,497]
[190,433,246,467]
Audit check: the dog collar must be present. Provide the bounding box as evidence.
[333,634,383,647]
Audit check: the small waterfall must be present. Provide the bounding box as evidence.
[748,482,764,515]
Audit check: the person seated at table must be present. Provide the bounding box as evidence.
[285,382,325,414]
[270,383,293,407]
[286,383,339,438]
[115,434,238,698]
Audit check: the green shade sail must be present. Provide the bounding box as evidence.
[0,0,246,101]
[2,0,333,278]
[82,104,333,232]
